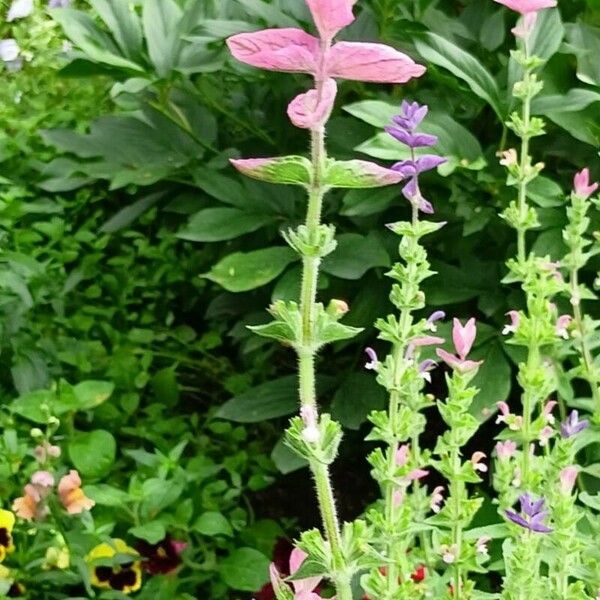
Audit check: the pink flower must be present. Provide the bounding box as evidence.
[496,401,523,431]
[393,489,405,507]
[436,318,482,373]
[431,486,444,513]
[471,452,488,473]
[512,12,538,38]
[58,470,95,515]
[499,148,518,167]
[476,536,491,554]
[270,548,323,600]
[34,442,61,463]
[12,471,54,521]
[503,310,520,335]
[539,425,554,447]
[559,466,578,495]
[395,444,410,467]
[496,440,517,461]
[287,78,337,129]
[453,318,476,359]
[556,315,572,339]
[300,405,320,444]
[406,468,429,481]
[542,400,557,424]
[305,0,356,42]
[494,0,557,14]
[573,168,599,200]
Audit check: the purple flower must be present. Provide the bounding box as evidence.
[48,0,70,7]
[418,359,437,382]
[364,347,379,371]
[560,410,589,438]
[385,127,438,148]
[425,310,446,331]
[392,100,429,130]
[505,494,553,533]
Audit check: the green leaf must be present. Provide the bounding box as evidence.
[129,521,166,544]
[413,32,503,117]
[142,0,183,77]
[69,430,117,479]
[529,8,564,62]
[51,9,145,72]
[100,191,165,233]
[204,247,298,292]
[479,9,506,52]
[531,89,600,114]
[232,156,312,186]
[178,208,274,242]
[271,437,308,474]
[331,373,386,430]
[193,512,233,537]
[341,187,398,217]
[90,0,144,62]
[85,484,130,507]
[10,389,55,423]
[470,342,512,421]
[322,233,389,280]
[72,380,115,410]
[324,160,401,189]
[217,376,297,423]
[219,548,270,592]
[566,23,600,86]
[141,477,185,518]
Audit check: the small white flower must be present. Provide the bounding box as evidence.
[0,39,20,63]
[7,0,34,22]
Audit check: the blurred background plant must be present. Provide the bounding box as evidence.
[0,0,599,597]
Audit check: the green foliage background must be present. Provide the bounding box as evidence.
[0,0,599,597]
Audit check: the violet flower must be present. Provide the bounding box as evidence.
[560,410,589,438]
[385,101,447,214]
[425,310,446,331]
[364,347,379,371]
[505,493,553,533]
[48,0,71,7]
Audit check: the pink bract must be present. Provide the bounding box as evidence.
[573,168,599,199]
[494,0,557,14]
[306,0,356,41]
[287,79,337,129]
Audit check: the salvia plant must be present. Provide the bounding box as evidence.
[226,0,600,599]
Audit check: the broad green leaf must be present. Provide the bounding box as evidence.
[129,521,166,544]
[85,484,129,507]
[72,381,115,410]
[271,437,308,474]
[331,373,386,430]
[90,0,144,62]
[234,0,298,27]
[341,186,398,217]
[193,512,233,537]
[141,477,185,517]
[344,100,399,128]
[51,9,145,72]
[193,168,246,206]
[526,176,564,208]
[219,548,270,592]
[69,430,116,479]
[142,0,183,77]
[322,233,389,280]
[479,9,505,52]
[413,32,503,117]
[10,389,55,423]
[217,376,297,422]
[177,208,275,242]
[529,8,564,62]
[565,23,600,86]
[99,191,165,233]
[205,247,297,292]
[470,342,512,420]
[532,89,600,114]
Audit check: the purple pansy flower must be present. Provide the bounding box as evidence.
[560,410,589,438]
[505,493,553,533]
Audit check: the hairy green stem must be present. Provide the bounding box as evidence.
[520,341,539,489]
[451,450,464,599]
[296,81,352,599]
[516,69,532,264]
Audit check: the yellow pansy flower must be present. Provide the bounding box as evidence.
[0,510,15,563]
[86,539,142,594]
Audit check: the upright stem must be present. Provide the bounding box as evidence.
[570,269,600,412]
[296,82,352,600]
[451,449,463,599]
[516,67,532,264]
[520,342,539,489]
